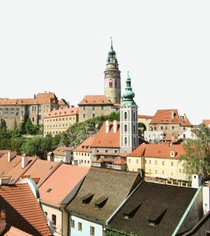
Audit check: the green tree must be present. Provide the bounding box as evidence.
[22,136,52,159]
[180,125,210,182]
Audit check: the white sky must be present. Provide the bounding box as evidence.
[0,0,210,125]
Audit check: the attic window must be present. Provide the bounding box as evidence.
[81,193,94,206]
[123,204,141,220]
[46,188,52,193]
[95,196,108,209]
[147,208,167,226]
[50,166,54,169]
[82,146,85,149]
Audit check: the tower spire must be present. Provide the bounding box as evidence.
[110,37,113,50]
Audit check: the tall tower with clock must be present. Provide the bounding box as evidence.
[104,38,121,104]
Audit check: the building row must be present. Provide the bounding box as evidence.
[1,150,210,236]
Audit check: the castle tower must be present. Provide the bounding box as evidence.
[120,72,139,153]
[104,38,121,104]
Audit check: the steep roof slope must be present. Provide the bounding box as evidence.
[0,183,52,235]
[108,181,198,236]
[91,121,120,148]
[39,165,90,206]
[66,167,141,222]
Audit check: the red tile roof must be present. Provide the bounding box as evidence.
[39,164,90,206]
[45,107,78,118]
[19,159,60,187]
[78,95,113,105]
[0,183,52,235]
[74,135,96,152]
[130,142,185,159]
[138,114,153,119]
[53,146,74,156]
[91,121,120,148]
[0,155,37,184]
[203,120,210,128]
[3,226,31,236]
[0,93,58,105]
[150,109,192,126]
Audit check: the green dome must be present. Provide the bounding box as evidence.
[121,72,137,107]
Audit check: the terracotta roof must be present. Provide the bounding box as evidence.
[0,183,52,235]
[0,93,58,105]
[0,152,19,176]
[74,135,96,152]
[45,107,78,118]
[203,119,210,128]
[58,98,68,105]
[91,121,120,148]
[3,226,32,235]
[150,109,192,126]
[66,167,142,222]
[113,158,127,164]
[129,142,185,159]
[138,114,153,119]
[78,95,113,105]
[39,164,90,206]
[1,155,37,184]
[108,181,198,236]
[53,146,74,156]
[19,159,60,187]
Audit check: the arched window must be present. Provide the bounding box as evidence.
[124,112,127,120]
[124,124,127,132]
[125,137,127,145]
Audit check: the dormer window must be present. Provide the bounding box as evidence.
[123,204,141,220]
[94,196,108,209]
[81,193,94,206]
[148,208,167,226]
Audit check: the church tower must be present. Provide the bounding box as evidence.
[120,72,139,154]
[104,38,121,104]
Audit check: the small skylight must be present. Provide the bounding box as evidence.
[50,166,54,169]
[46,188,52,193]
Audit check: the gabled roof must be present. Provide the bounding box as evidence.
[2,156,38,184]
[129,142,185,159]
[0,92,58,105]
[0,183,52,235]
[78,95,113,105]
[19,159,60,187]
[150,109,192,126]
[74,135,96,152]
[39,165,90,206]
[0,152,19,176]
[91,121,120,148]
[53,146,74,156]
[44,107,78,118]
[108,181,198,236]
[66,167,141,222]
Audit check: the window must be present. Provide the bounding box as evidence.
[78,222,82,231]
[179,168,182,173]
[162,170,164,175]
[171,162,173,166]
[83,114,85,118]
[172,126,174,130]
[128,158,131,163]
[155,160,157,165]
[161,126,163,130]
[83,107,85,110]
[124,112,127,120]
[52,214,56,226]
[92,107,95,111]
[124,124,127,132]
[71,220,75,228]
[125,137,127,145]
[155,170,157,174]
[162,161,164,166]
[101,106,104,110]
[90,226,95,236]
[136,159,139,164]
[149,169,151,174]
[149,160,151,164]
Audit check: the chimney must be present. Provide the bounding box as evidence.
[0,210,6,235]
[113,120,117,133]
[8,151,11,163]
[105,120,110,133]
[21,154,28,168]
[192,174,202,188]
